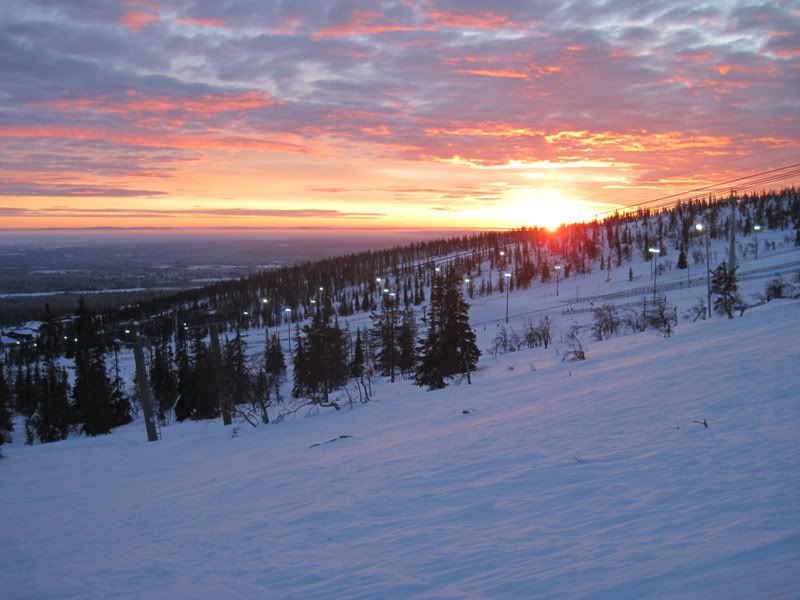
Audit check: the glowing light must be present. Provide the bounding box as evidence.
[498,187,596,231]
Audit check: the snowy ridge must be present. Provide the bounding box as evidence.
[2,299,799,598]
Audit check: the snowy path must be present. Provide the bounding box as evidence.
[3,301,800,599]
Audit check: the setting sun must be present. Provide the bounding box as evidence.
[511,187,597,231]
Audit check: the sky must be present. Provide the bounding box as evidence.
[1,0,799,231]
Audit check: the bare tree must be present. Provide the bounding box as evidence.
[647,295,677,337]
[591,304,621,341]
[562,327,586,362]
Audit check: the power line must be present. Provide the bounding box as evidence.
[596,161,800,217]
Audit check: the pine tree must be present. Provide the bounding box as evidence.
[397,307,417,376]
[109,345,132,428]
[370,294,400,382]
[351,330,365,379]
[17,364,37,418]
[711,261,741,319]
[440,269,480,383]
[677,249,688,269]
[293,312,348,405]
[222,330,251,408]
[188,331,220,420]
[72,298,120,434]
[416,268,480,389]
[174,329,194,421]
[264,331,286,402]
[0,364,14,447]
[33,360,70,443]
[292,328,308,399]
[415,272,446,390]
[150,340,178,424]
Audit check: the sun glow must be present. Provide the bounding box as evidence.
[500,187,595,230]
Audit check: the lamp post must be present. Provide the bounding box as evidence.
[695,223,711,319]
[554,264,561,296]
[504,272,511,323]
[648,247,661,301]
[753,224,762,260]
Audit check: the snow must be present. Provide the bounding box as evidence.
[3,297,799,599]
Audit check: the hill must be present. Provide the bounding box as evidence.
[2,299,798,598]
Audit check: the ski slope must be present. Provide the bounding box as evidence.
[3,299,799,599]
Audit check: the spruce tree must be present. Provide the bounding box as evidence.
[0,364,14,447]
[711,261,741,319]
[677,249,688,269]
[440,269,480,382]
[80,346,116,435]
[397,307,417,376]
[222,330,251,408]
[351,330,365,380]
[174,326,193,421]
[292,328,308,399]
[109,345,132,428]
[416,272,446,390]
[370,294,400,382]
[415,268,480,388]
[188,331,220,420]
[264,331,286,402]
[150,340,178,424]
[33,360,70,443]
[72,298,120,434]
[293,312,348,405]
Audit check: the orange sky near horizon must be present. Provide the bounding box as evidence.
[1,1,799,232]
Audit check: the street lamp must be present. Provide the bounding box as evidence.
[753,224,762,260]
[695,223,711,319]
[554,264,561,297]
[504,272,512,323]
[648,247,661,301]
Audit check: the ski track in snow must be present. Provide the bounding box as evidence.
[2,298,800,599]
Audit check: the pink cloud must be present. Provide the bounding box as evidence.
[175,16,228,28]
[39,91,274,116]
[119,11,159,31]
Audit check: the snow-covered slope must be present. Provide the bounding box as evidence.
[3,299,799,599]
